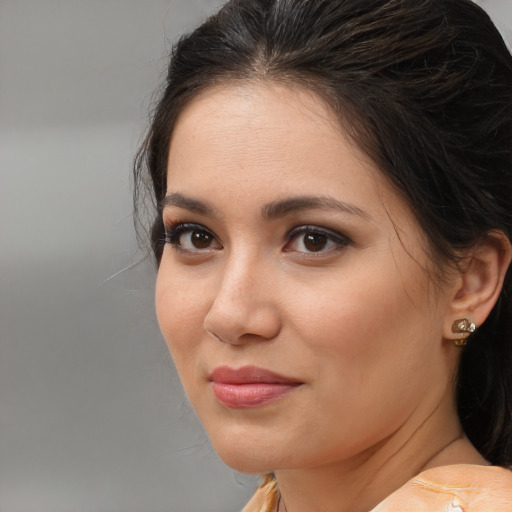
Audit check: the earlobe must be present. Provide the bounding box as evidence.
[444,231,512,341]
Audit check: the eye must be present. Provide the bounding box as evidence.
[164,223,222,252]
[284,226,349,254]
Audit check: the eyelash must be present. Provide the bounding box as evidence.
[284,225,351,255]
[163,222,351,256]
[164,223,220,253]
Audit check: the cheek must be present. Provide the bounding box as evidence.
[155,262,207,371]
[289,261,421,360]
[275,290,428,462]
[287,257,435,413]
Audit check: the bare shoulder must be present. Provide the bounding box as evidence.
[372,464,512,511]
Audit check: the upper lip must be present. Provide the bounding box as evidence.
[208,365,301,385]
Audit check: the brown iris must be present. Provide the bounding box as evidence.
[303,232,328,252]
[191,230,214,249]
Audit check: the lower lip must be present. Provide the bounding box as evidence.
[211,382,300,409]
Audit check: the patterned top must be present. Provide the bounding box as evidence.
[242,465,512,512]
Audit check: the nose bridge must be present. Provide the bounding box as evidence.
[203,245,280,343]
[222,246,261,303]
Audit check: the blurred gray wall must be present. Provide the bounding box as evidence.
[0,1,510,511]
[0,2,257,511]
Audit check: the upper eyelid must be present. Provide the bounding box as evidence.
[164,222,217,241]
[287,225,351,242]
[164,221,212,232]
[163,220,217,237]
[164,221,346,236]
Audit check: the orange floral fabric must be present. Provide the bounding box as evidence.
[243,475,279,512]
[242,465,512,512]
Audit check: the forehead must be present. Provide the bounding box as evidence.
[171,82,344,145]
[166,82,384,198]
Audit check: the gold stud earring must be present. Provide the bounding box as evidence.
[451,318,476,346]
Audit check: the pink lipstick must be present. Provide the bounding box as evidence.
[209,366,302,409]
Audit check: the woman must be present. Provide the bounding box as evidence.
[134,0,512,510]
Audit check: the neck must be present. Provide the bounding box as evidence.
[274,394,486,512]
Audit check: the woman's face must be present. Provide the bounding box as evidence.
[156,83,458,473]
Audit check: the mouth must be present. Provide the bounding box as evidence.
[208,365,303,409]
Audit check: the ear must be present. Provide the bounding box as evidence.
[443,231,512,340]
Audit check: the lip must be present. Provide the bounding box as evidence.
[208,365,302,409]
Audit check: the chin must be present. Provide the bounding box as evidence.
[206,428,283,474]
[217,451,273,475]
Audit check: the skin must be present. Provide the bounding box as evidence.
[155,83,493,512]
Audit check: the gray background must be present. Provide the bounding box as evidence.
[0,1,510,511]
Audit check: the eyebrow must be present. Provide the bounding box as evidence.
[262,196,370,220]
[162,193,216,216]
[162,192,370,220]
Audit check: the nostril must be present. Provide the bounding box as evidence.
[203,303,282,345]
[205,328,228,344]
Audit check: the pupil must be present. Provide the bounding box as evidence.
[192,230,212,249]
[304,233,327,252]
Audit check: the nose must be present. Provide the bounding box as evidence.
[203,253,282,345]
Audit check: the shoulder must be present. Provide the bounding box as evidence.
[372,464,512,512]
[242,465,512,512]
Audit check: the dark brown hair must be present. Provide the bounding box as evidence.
[134,0,512,466]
